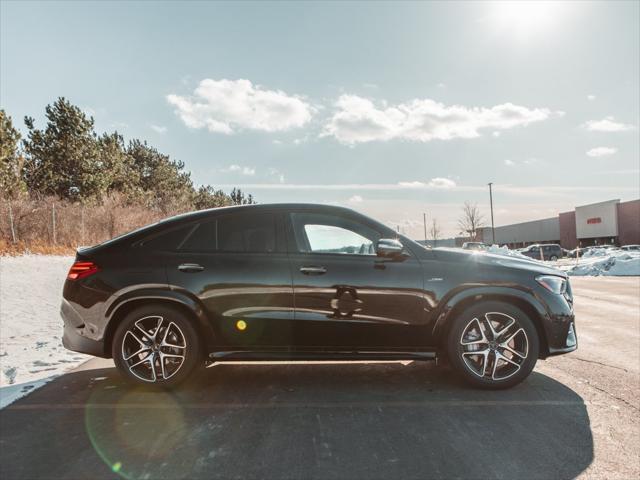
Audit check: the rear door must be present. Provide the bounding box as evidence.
[287,210,427,348]
[165,211,295,348]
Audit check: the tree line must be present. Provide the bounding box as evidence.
[0,98,255,252]
[0,97,253,210]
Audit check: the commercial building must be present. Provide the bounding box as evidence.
[477,199,640,249]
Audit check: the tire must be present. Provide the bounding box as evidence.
[550,255,558,261]
[447,301,539,389]
[112,304,202,388]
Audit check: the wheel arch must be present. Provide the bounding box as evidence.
[103,290,214,359]
[433,288,550,358]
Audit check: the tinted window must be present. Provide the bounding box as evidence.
[291,212,381,255]
[218,214,276,253]
[140,225,194,251]
[180,213,276,253]
[180,220,216,251]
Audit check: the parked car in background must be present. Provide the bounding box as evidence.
[61,203,576,390]
[462,242,488,250]
[621,245,640,252]
[520,244,564,261]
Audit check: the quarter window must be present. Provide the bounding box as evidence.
[180,213,276,253]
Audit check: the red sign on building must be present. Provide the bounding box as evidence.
[586,217,602,225]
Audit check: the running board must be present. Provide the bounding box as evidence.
[209,350,437,362]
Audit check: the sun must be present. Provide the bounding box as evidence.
[488,1,567,39]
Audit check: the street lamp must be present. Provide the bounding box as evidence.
[488,182,495,245]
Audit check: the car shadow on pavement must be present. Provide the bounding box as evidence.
[0,361,593,480]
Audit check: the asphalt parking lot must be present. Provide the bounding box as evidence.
[1,277,638,480]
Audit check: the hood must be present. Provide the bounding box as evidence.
[431,247,566,277]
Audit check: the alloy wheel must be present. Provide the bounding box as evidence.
[459,312,529,381]
[121,315,187,383]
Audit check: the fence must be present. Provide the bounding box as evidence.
[0,195,185,254]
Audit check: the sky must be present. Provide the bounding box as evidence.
[1,0,638,239]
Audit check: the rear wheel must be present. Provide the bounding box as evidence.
[550,255,558,261]
[112,304,202,387]
[447,301,539,389]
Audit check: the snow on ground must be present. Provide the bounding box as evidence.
[463,245,639,276]
[0,255,88,408]
[485,245,534,261]
[560,250,640,276]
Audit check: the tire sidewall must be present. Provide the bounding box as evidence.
[112,304,202,388]
[447,301,539,389]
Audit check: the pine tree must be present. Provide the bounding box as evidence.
[0,109,26,199]
[22,98,105,201]
[127,139,194,211]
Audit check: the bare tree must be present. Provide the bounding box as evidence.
[429,218,441,247]
[458,201,485,240]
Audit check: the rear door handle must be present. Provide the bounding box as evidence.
[178,263,205,273]
[300,266,327,275]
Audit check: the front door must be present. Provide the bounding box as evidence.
[287,211,426,348]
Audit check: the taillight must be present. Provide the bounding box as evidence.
[67,261,100,280]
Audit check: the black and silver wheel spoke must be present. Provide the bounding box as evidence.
[460,311,529,381]
[121,315,187,383]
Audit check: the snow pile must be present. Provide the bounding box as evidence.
[485,245,536,261]
[582,247,619,258]
[0,255,88,408]
[564,251,640,276]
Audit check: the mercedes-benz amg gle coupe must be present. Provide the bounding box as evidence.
[62,204,577,389]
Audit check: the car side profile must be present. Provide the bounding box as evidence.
[61,204,577,389]
[519,243,564,261]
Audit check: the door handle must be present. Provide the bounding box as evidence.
[300,266,327,275]
[178,263,205,273]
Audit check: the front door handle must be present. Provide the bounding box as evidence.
[300,266,327,275]
[178,263,205,273]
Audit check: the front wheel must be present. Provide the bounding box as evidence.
[112,304,202,387]
[447,301,539,389]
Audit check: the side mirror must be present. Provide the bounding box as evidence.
[376,238,405,258]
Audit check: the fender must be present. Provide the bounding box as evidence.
[104,285,216,351]
[430,283,551,343]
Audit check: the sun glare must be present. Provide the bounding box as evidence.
[488,1,566,39]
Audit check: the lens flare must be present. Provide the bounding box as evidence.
[236,320,247,331]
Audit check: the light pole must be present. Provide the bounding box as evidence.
[488,182,495,244]
[423,212,427,243]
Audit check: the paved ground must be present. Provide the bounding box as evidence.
[0,277,638,479]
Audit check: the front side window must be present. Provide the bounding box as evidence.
[180,213,276,253]
[291,212,380,255]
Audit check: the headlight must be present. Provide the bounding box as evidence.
[535,275,567,294]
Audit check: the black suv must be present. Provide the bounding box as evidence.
[520,244,564,261]
[61,204,576,389]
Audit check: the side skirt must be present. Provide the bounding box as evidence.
[208,350,437,362]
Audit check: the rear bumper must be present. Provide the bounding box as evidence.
[61,299,107,358]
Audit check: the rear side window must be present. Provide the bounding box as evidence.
[180,213,277,253]
[140,225,194,251]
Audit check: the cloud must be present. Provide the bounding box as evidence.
[222,164,256,176]
[584,116,634,132]
[586,146,617,157]
[322,95,561,144]
[268,168,285,183]
[587,94,596,101]
[397,178,457,189]
[504,159,515,166]
[167,78,314,134]
[150,124,167,134]
[348,195,363,203]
